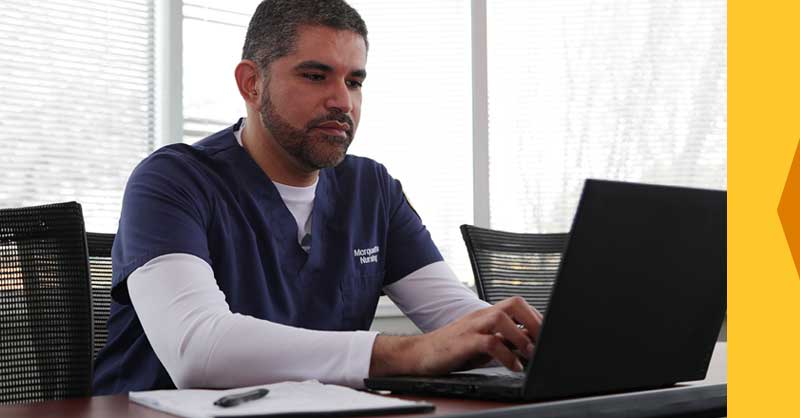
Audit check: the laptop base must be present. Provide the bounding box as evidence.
[365,374,525,402]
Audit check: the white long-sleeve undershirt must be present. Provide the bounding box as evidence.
[127,255,489,390]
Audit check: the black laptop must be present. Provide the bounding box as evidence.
[364,179,726,401]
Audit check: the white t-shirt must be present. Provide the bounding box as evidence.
[235,120,316,252]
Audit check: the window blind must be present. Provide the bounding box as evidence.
[487,0,727,233]
[0,0,156,233]
[182,1,250,143]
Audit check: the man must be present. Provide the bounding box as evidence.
[93,0,542,395]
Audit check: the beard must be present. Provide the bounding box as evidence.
[259,89,355,170]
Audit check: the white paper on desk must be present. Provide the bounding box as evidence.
[129,380,432,418]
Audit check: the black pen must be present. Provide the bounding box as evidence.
[213,388,270,408]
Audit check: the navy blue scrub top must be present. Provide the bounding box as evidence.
[92,119,443,395]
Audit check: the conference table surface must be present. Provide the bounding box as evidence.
[0,343,727,418]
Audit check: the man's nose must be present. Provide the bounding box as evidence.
[324,81,354,114]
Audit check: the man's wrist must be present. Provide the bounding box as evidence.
[368,334,422,377]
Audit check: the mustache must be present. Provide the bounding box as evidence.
[306,112,354,133]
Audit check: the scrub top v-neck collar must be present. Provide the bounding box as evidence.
[225,120,337,278]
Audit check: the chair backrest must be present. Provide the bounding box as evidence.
[86,232,114,359]
[460,224,568,314]
[0,202,93,403]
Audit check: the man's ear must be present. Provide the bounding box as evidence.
[235,60,262,110]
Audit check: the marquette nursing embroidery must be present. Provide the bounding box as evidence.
[353,246,380,264]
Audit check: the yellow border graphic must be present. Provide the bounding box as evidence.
[730,0,800,415]
[778,139,800,278]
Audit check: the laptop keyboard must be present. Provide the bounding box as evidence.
[444,367,525,386]
[454,366,525,378]
[448,374,523,385]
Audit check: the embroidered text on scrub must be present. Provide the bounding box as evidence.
[354,246,380,264]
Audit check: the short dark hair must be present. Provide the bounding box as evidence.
[242,0,368,73]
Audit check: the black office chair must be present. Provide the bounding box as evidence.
[0,202,93,404]
[86,232,114,359]
[460,224,568,315]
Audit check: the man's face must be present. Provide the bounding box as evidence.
[259,25,367,170]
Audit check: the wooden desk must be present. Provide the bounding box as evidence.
[0,385,727,418]
[0,393,508,418]
[0,344,727,418]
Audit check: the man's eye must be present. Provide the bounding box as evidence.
[346,80,363,89]
[302,73,325,81]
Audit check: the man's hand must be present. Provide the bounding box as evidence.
[369,296,543,377]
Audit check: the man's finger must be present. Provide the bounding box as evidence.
[478,334,523,372]
[497,296,543,341]
[473,334,522,371]
[530,305,543,322]
[484,310,534,358]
